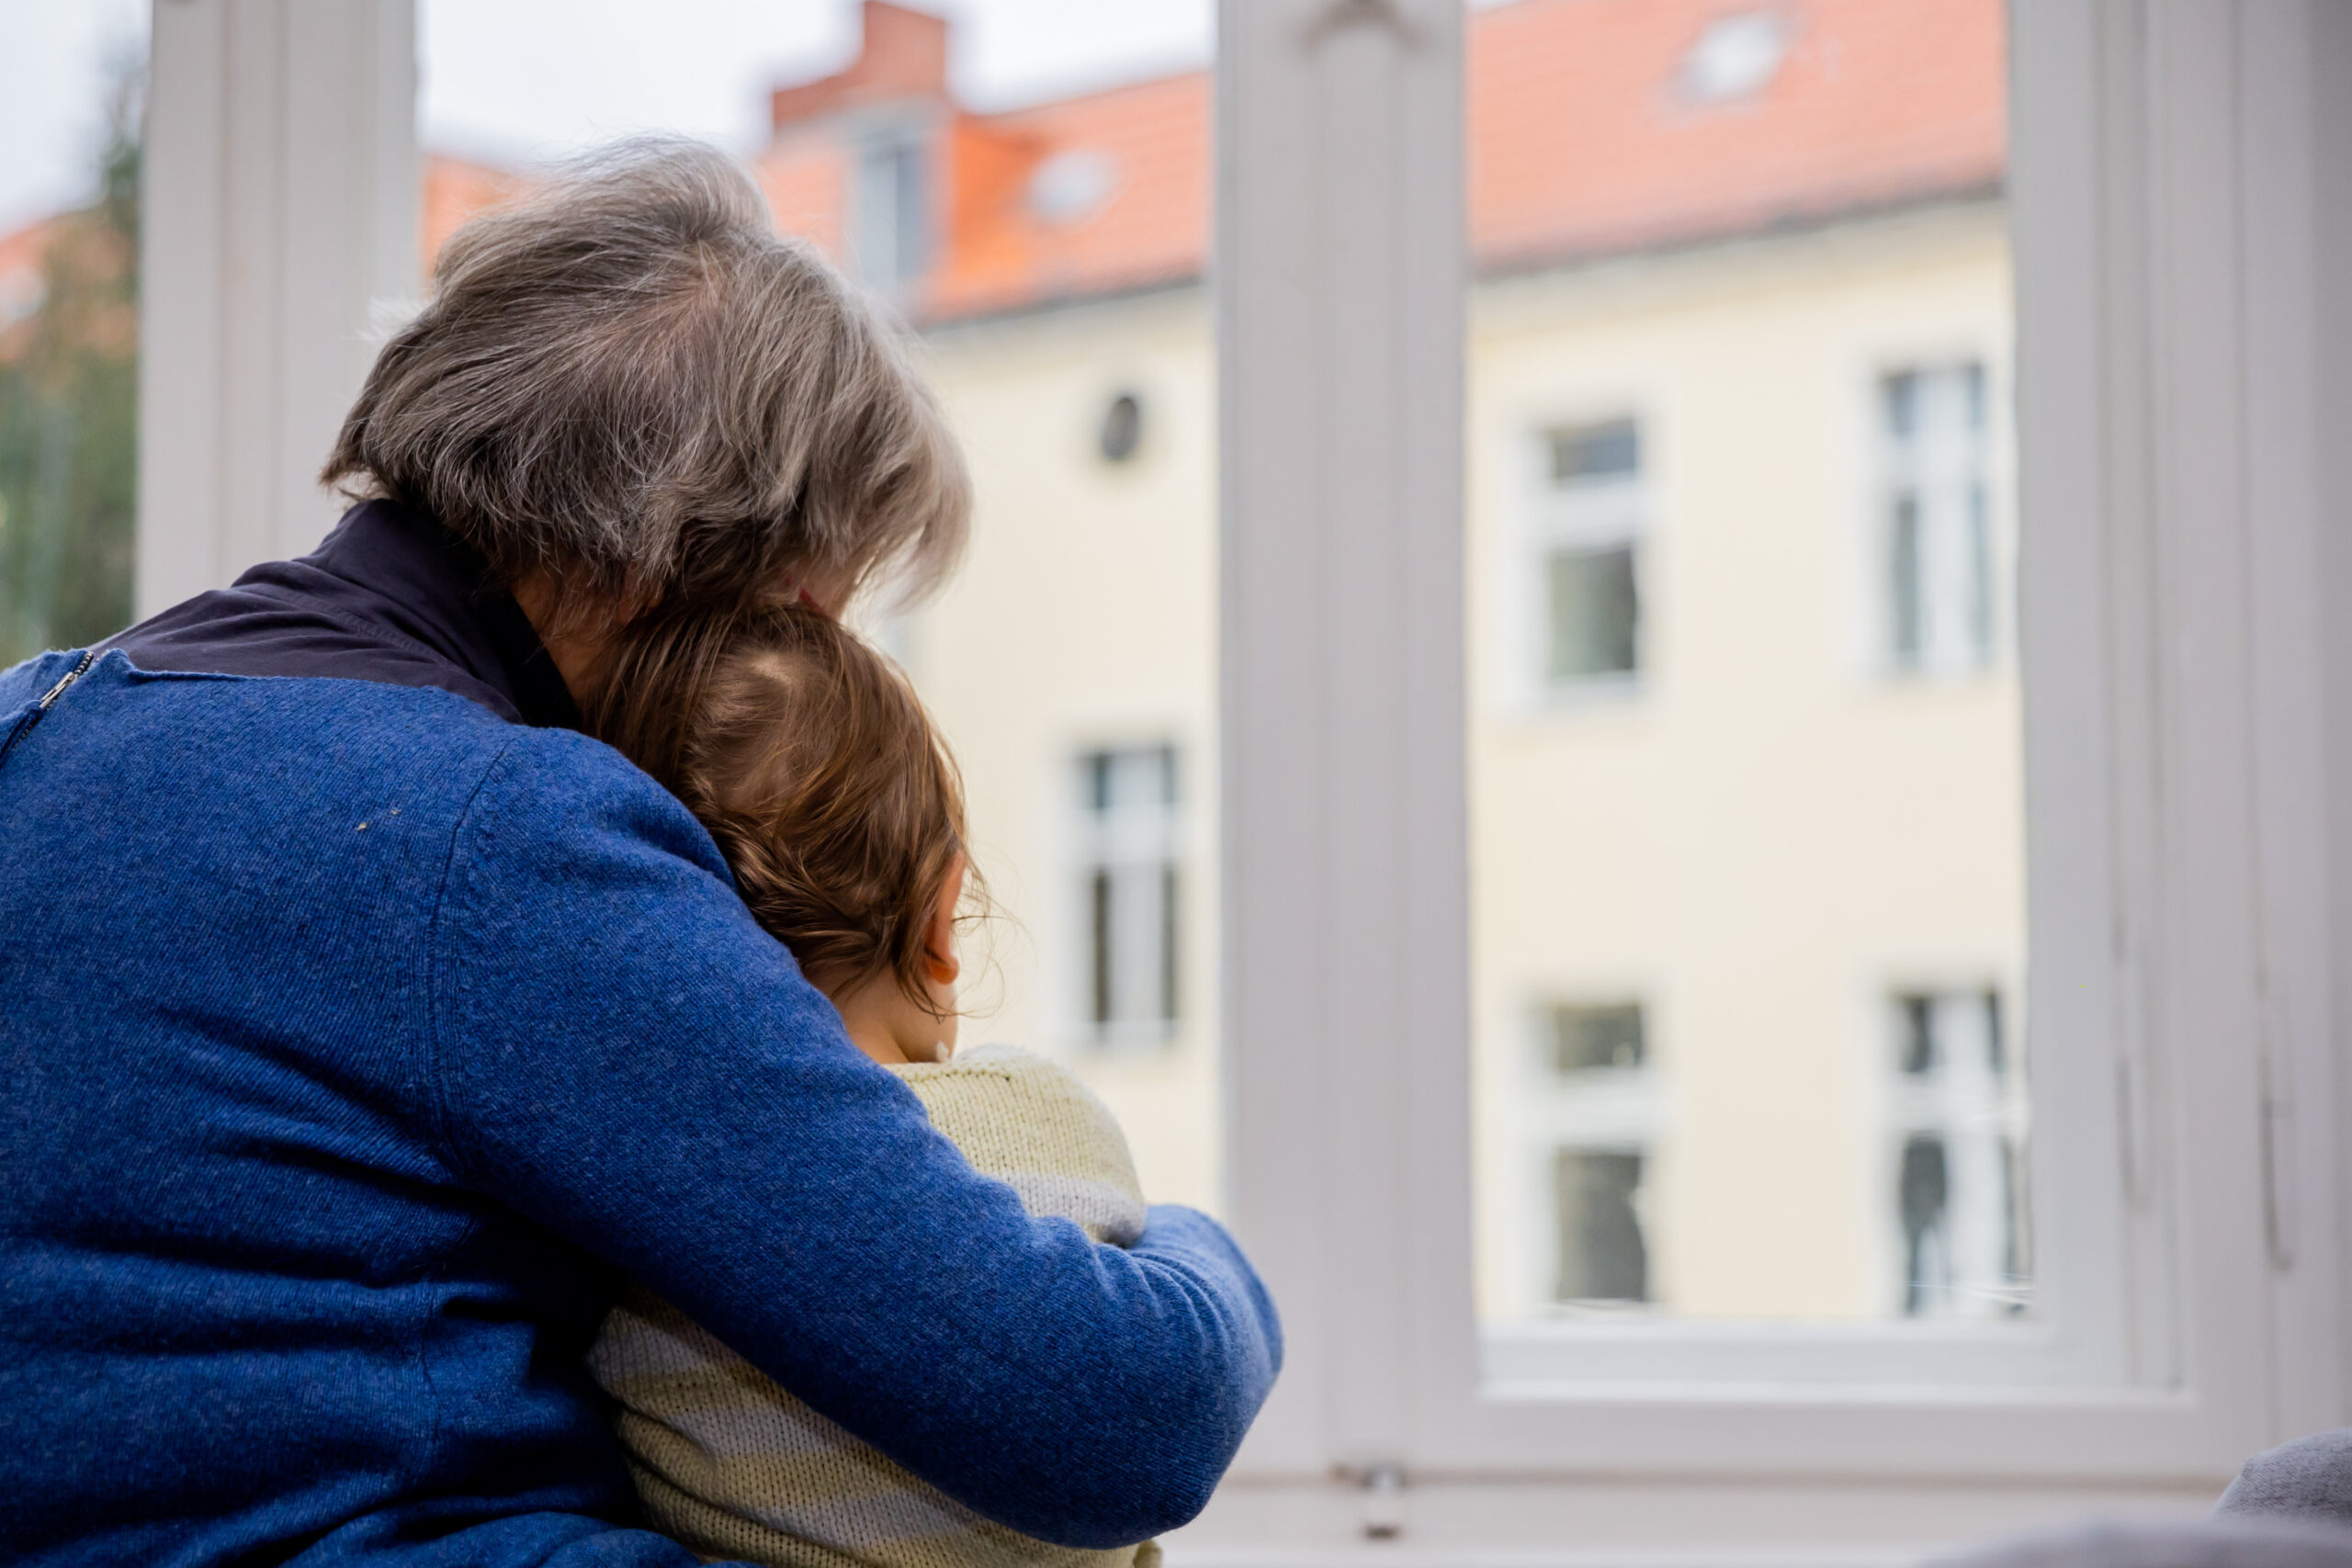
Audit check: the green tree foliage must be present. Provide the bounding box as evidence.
[0,77,140,664]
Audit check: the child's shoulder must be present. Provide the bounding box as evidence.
[893,1044,1128,1153]
[895,1042,1085,1089]
[892,1045,1146,1246]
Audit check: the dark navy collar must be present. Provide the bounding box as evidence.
[108,502,580,729]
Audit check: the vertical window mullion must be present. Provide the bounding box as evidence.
[1217,0,1467,1477]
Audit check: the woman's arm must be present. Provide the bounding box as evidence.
[428,732,1281,1550]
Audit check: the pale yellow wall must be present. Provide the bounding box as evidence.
[1469,203,2022,1321]
[902,291,1223,1214]
[901,202,2024,1318]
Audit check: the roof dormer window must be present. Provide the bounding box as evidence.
[1679,10,1792,105]
[1027,149,1120,227]
[854,132,930,292]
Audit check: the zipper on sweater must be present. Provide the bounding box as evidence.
[0,649,96,768]
[38,649,96,710]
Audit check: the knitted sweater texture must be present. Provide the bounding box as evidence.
[593,1046,1161,1568]
[0,649,1280,1566]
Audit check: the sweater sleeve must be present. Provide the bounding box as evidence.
[426,733,1281,1551]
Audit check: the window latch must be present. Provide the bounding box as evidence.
[1298,0,1426,55]
[1343,1461,1408,1540]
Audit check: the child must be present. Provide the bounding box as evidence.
[582,602,1160,1568]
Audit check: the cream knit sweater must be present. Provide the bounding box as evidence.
[588,1044,1160,1568]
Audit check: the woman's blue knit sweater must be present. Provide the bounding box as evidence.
[0,507,1279,1565]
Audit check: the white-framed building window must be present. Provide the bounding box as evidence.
[1882,361,1994,676]
[1890,987,2031,1319]
[1539,1001,1657,1310]
[1075,742,1181,1048]
[1483,996,1666,1325]
[1527,416,1644,694]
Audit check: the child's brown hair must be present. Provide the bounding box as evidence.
[587,601,972,1013]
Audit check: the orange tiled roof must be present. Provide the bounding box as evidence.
[422,0,2006,323]
[923,69,1210,319]
[1469,0,2006,271]
[775,0,2002,322]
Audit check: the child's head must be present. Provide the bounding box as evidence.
[589,601,973,1063]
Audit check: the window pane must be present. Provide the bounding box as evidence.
[1554,1149,1650,1305]
[0,3,147,666]
[904,14,1217,1190]
[1550,418,1642,485]
[856,138,931,291]
[1544,545,1638,681]
[1470,0,2023,1331]
[1549,1001,1645,1074]
[1891,990,2030,1317]
[420,1,1222,1213]
[1077,744,1185,1045]
[1883,365,1996,674]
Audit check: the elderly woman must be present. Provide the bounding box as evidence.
[0,145,1278,1565]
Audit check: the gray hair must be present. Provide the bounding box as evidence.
[323,139,967,617]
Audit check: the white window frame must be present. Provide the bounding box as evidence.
[139,0,419,612]
[1839,329,2020,696]
[139,0,2352,1559]
[1212,0,2352,1558]
[1495,998,1665,1321]
[1520,417,1646,702]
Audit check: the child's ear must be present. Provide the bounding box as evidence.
[924,852,967,986]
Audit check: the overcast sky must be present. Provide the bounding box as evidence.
[0,0,1213,234]
[0,0,146,233]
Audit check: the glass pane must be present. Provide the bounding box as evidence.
[420,0,1222,1213]
[1554,1149,1650,1305]
[0,3,148,665]
[1550,418,1642,484]
[1544,545,1639,682]
[1469,0,2025,1329]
